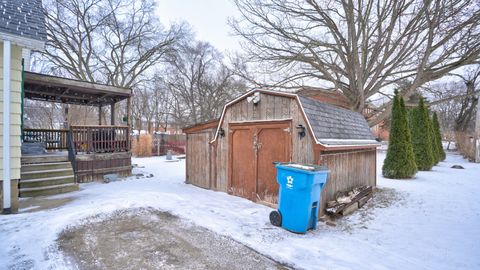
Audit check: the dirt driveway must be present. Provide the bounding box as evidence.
[58,208,289,270]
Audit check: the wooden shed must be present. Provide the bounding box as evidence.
[183,89,379,214]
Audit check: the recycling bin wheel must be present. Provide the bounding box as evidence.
[269,210,282,227]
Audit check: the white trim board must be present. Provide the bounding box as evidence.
[0,32,45,51]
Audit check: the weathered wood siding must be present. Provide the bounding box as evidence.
[214,93,314,193]
[317,149,377,213]
[75,152,132,182]
[185,128,215,189]
[185,91,377,214]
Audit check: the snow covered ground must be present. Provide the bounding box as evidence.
[1,151,479,270]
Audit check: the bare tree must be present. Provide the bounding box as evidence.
[30,0,187,131]
[452,68,480,133]
[24,101,60,129]
[131,86,154,133]
[428,82,463,133]
[165,41,247,126]
[429,68,480,131]
[230,0,480,124]
[36,0,185,88]
[427,66,479,156]
[151,76,175,132]
[129,76,175,134]
[23,100,100,128]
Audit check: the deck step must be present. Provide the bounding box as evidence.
[21,168,74,180]
[21,155,69,164]
[21,162,72,172]
[19,183,79,197]
[20,154,79,197]
[19,175,75,188]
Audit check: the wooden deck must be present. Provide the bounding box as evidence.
[21,72,133,187]
[22,151,132,183]
[75,151,132,182]
[22,125,132,183]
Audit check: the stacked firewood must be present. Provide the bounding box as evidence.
[325,185,373,217]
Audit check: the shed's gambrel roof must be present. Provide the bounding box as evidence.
[210,89,379,148]
[0,0,47,42]
[298,96,377,146]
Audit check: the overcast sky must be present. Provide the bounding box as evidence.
[155,0,242,53]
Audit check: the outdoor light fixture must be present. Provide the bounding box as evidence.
[219,128,226,137]
[296,124,306,138]
[247,92,261,106]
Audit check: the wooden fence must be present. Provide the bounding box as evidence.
[131,133,186,156]
[152,134,186,155]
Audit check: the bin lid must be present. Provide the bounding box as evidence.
[276,163,328,172]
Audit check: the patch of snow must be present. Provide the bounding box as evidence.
[283,164,315,171]
[1,152,479,269]
[17,205,40,213]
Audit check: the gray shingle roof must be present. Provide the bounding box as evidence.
[0,0,47,41]
[298,95,377,146]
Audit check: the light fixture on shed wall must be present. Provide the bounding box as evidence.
[247,92,261,106]
[296,124,306,139]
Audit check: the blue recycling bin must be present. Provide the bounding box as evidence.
[270,163,329,234]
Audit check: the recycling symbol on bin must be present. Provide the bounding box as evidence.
[286,176,294,189]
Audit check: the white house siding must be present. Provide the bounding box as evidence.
[0,41,23,181]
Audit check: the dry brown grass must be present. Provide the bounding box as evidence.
[132,134,152,157]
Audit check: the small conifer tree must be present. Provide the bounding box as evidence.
[383,92,417,178]
[409,97,435,170]
[428,114,439,165]
[432,112,446,161]
[399,97,410,141]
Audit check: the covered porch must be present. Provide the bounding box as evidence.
[22,71,132,183]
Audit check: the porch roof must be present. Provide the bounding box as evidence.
[24,71,132,106]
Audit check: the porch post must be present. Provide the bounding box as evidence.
[110,102,115,125]
[64,105,69,128]
[127,97,131,149]
[98,105,102,125]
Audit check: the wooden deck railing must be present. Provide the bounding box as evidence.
[23,128,69,150]
[23,125,130,154]
[70,125,130,154]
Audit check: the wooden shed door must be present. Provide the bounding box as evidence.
[186,132,211,189]
[230,127,256,200]
[256,125,290,203]
[230,121,291,203]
